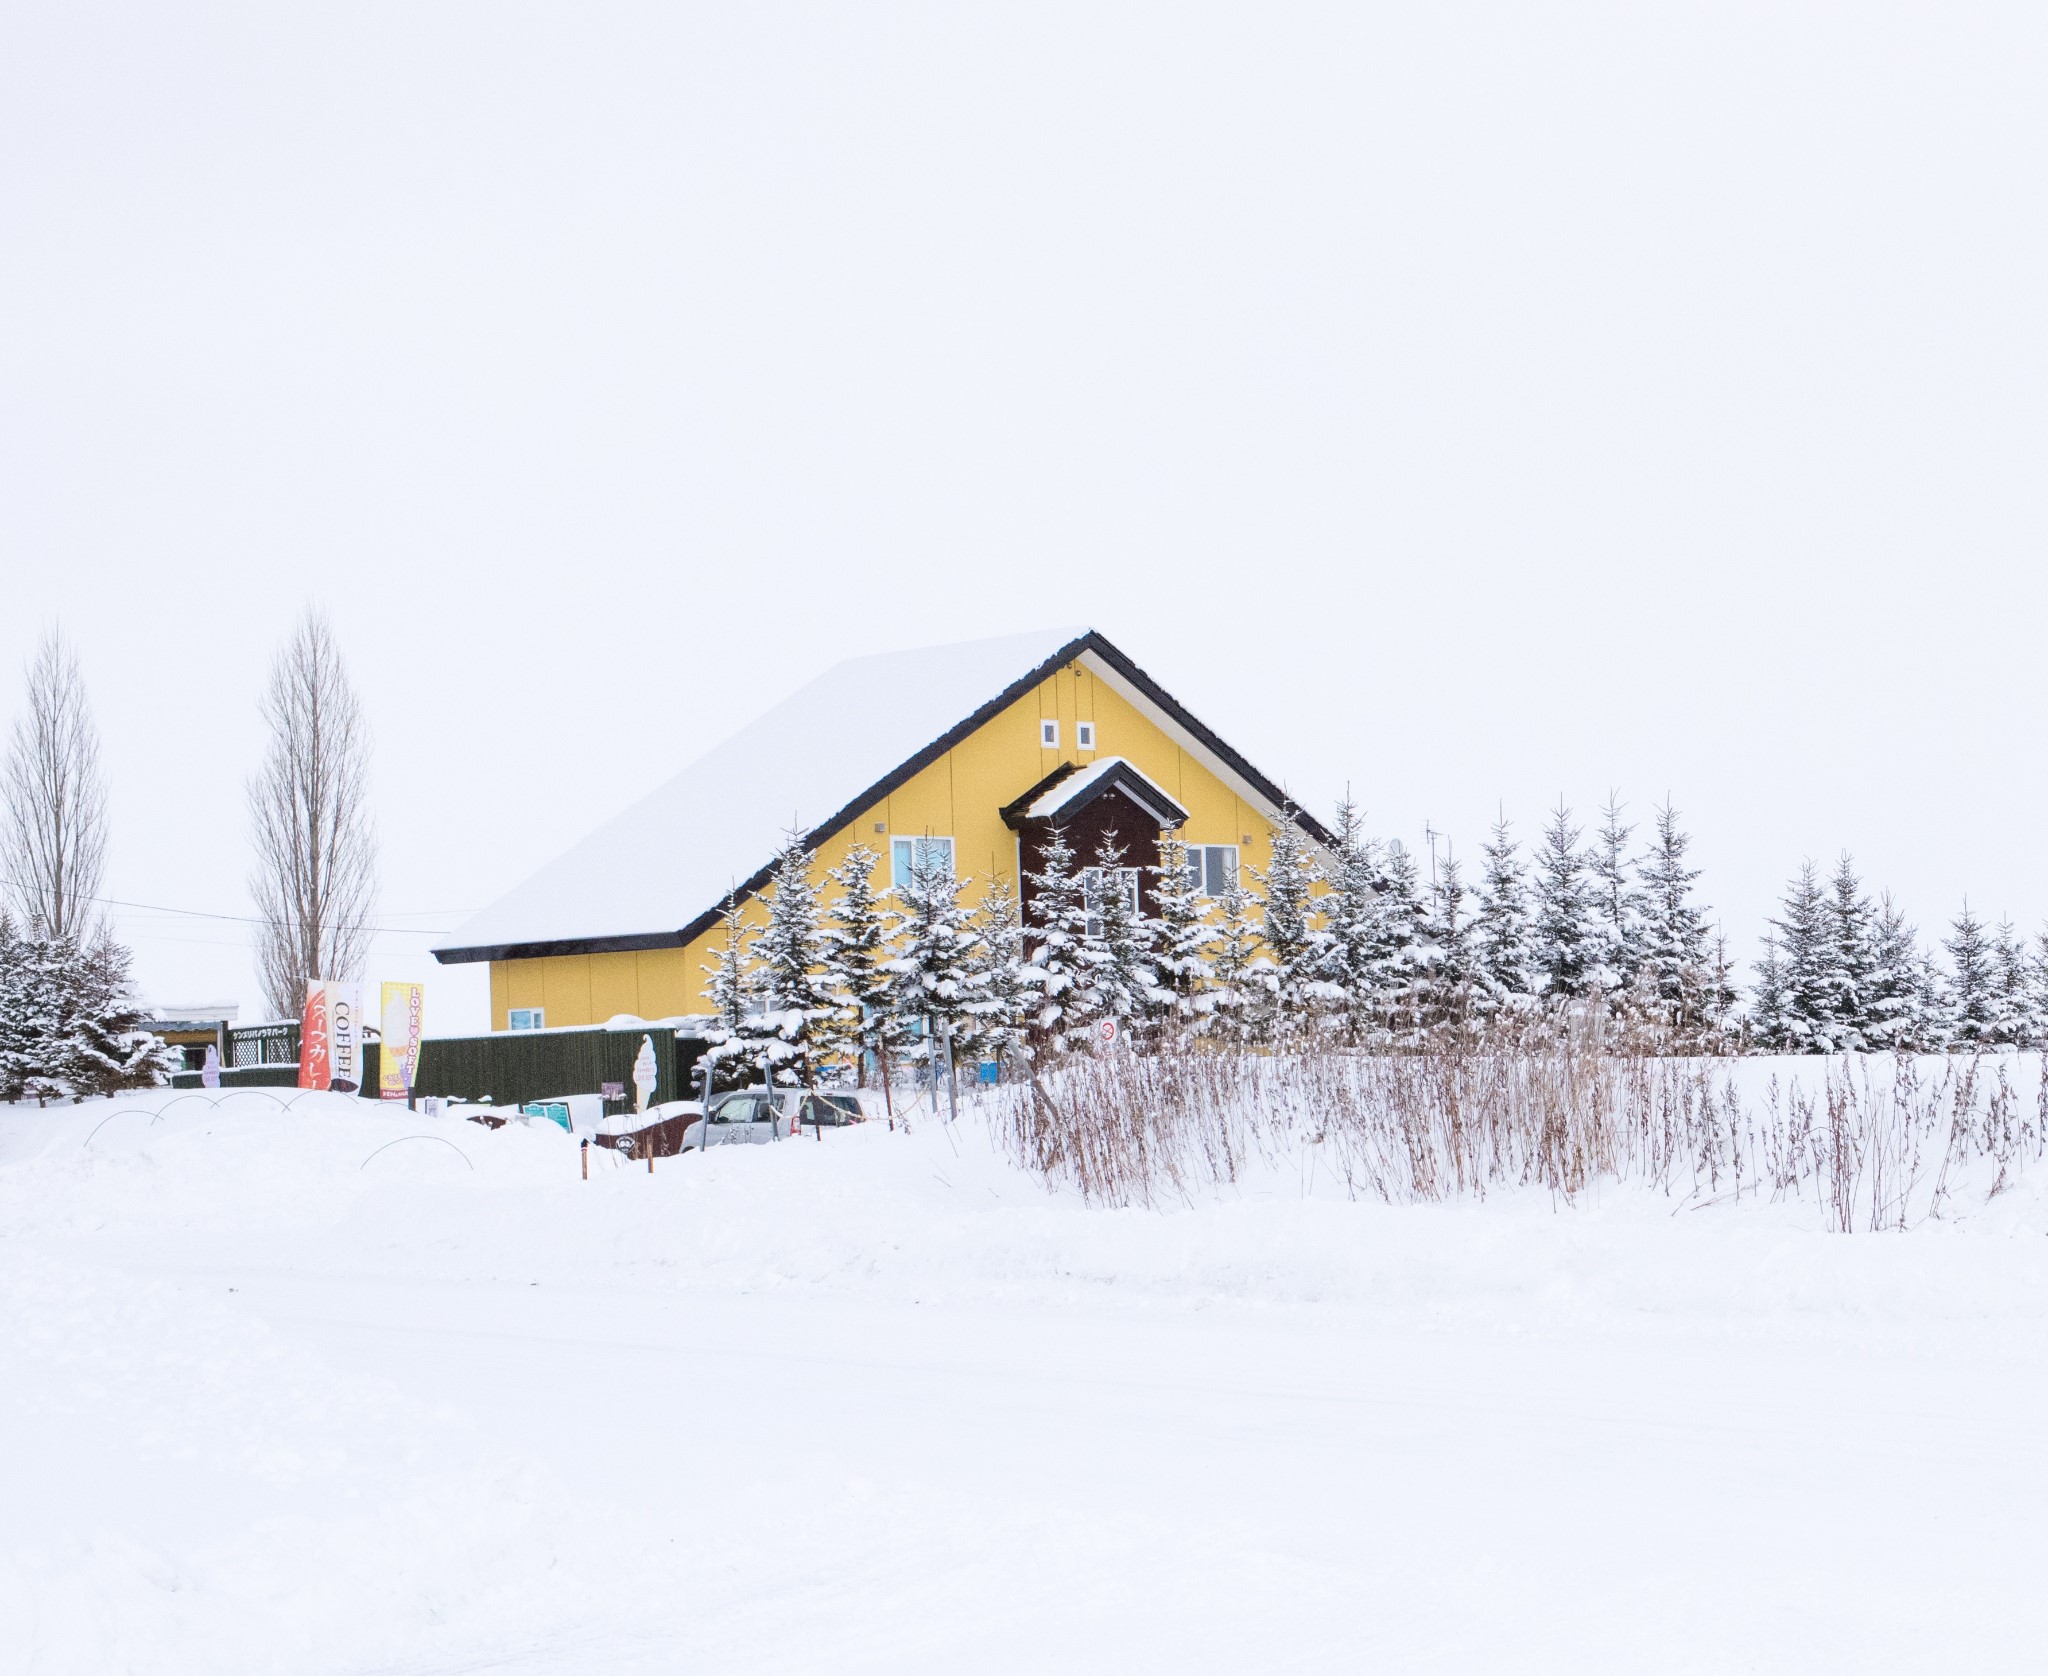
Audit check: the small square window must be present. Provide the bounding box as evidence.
[1183,845,1240,898]
[1040,719,1059,748]
[890,835,956,887]
[1076,722,1095,750]
[508,1007,545,1031]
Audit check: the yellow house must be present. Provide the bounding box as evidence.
[432,628,1333,1030]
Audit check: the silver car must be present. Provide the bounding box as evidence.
[681,1089,792,1150]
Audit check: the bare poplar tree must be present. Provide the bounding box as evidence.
[2,627,109,938]
[248,609,378,1020]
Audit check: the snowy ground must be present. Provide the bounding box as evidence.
[4,1080,2047,1673]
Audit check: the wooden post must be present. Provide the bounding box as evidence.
[581,1138,588,1180]
[647,1144,654,1175]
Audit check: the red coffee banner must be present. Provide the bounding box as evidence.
[299,982,330,1090]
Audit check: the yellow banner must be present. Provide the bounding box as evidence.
[378,982,425,1100]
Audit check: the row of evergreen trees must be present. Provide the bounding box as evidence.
[1751,858,2048,1053]
[0,916,167,1101]
[705,794,2038,1076]
[699,795,1733,1077]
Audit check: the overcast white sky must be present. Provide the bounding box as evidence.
[3,3,2044,1032]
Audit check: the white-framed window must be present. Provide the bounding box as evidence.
[508,1007,545,1031]
[1184,844,1240,898]
[1040,719,1059,748]
[890,835,956,887]
[1076,721,1095,750]
[1082,865,1141,937]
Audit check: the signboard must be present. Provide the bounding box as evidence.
[298,983,329,1090]
[299,980,363,1092]
[328,984,363,1093]
[1096,1018,1120,1047]
[378,982,425,1100]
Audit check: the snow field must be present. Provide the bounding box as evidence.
[4,1079,2048,1672]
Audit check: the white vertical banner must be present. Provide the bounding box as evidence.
[326,983,364,1094]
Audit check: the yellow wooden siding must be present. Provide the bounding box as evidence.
[488,661,1285,1028]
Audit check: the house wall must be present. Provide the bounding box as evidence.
[488,658,1283,1029]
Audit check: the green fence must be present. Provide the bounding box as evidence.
[167,1064,303,1090]
[170,1025,712,1108]
[409,1026,710,1110]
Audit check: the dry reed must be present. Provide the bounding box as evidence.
[996,1028,2047,1232]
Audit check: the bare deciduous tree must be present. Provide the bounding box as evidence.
[2,628,109,939]
[248,609,378,1020]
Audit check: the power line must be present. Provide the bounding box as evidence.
[0,872,473,935]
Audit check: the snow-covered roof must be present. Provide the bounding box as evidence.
[434,627,1330,963]
[436,629,1087,960]
[1012,757,1189,827]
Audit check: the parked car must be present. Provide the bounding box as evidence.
[680,1088,794,1150]
[788,1092,859,1128]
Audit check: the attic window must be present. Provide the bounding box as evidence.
[1040,719,1059,748]
[1076,722,1095,750]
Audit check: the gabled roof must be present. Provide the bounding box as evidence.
[1000,757,1190,830]
[433,628,1330,965]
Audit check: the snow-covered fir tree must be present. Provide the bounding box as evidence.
[737,834,837,1084]
[1531,802,1598,1002]
[65,930,166,1096]
[1371,838,1428,1039]
[1588,795,1641,997]
[1864,893,1926,1051]
[1022,825,1094,1056]
[6,933,76,1102]
[1148,833,1217,1039]
[2029,928,2048,1050]
[1988,917,2032,1048]
[1634,803,1710,1036]
[1472,815,1536,1011]
[1916,946,1954,1051]
[885,846,984,1065]
[1207,875,1264,1047]
[701,897,750,1041]
[1311,797,1381,1041]
[1768,862,1839,1052]
[964,871,1030,1069]
[1416,844,1475,1035]
[1253,817,1322,1037]
[0,913,26,1099]
[1821,855,1876,1049]
[823,843,894,1081]
[1747,935,1788,1052]
[1704,927,1741,1049]
[1943,902,1996,1049]
[1079,831,1155,1038]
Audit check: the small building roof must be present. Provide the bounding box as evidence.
[1001,757,1190,830]
[433,627,1328,964]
